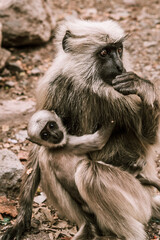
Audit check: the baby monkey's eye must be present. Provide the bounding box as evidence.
[100,49,108,57]
[48,121,58,130]
[41,131,50,140]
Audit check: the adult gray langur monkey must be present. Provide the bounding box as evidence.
[2,19,160,240]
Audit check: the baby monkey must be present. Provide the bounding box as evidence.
[27,110,158,239]
[28,109,116,206]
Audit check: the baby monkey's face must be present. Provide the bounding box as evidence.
[40,120,64,144]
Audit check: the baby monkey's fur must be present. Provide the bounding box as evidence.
[27,110,154,240]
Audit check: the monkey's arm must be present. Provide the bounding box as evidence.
[67,121,115,155]
[2,145,40,240]
[112,72,160,144]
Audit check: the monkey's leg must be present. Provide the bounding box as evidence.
[39,148,101,240]
[137,177,160,219]
[75,159,149,240]
[1,145,40,240]
[138,175,160,191]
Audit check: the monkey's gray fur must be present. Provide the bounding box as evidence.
[2,18,160,240]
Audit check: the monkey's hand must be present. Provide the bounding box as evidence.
[1,209,32,240]
[112,72,156,105]
[112,72,159,144]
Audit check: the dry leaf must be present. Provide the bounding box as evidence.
[41,207,53,223]
[61,229,71,237]
[0,196,17,218]
[68,226,77,235]
[49,232,54,240]
[55,220,68,228]
[2,125,9,132]
[18,151,28,160]
[26,168,33,175]
[54,230,61,239]
[2,143,10,148]
[61,237,71,240]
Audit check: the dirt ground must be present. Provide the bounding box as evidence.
[0,0,160,239]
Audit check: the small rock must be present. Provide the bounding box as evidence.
[0,149,24,195]
[144,65,153,72]
[143,41,157,48]
[0,48,11,71]
[81,8,97,18]
[1,68,11,76]
[110,10,129,21]
[5,80,15,87]
[32,54,42,63]
[123,0,137,5]
[8,138,18,144]
[30,67,41,76]
[6,61,24,73]
[0,99,36,123]
[34,192,47,204]
[15,130,28,143]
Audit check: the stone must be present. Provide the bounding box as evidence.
[30,67,41,76]
[34,192,47,204]
[6,61,24,73]
[15,130,28,143]
[143,41,157,48]
[0,99,36,124]
[123,0,137,5]
[0,47,11,71]
[0,149,24,195]
[5,80,15,87]
[0,0,55,47]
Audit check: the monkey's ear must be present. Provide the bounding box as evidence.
[62,30,72,52]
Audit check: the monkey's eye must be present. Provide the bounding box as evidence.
[41,131,50,141]
[99,49,108,57]
[48,121,58,130]
[117,47,123,55]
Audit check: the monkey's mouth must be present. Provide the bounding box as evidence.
[103,75,117,86]
[50,131,64,144]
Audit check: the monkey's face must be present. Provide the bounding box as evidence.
[28,110,67,148]
[40,121,64,145]
[96,42,125,85]
[61,25,127,86]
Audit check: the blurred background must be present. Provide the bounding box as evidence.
[0,0,160,239]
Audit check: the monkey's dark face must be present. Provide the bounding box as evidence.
[40,121,64,144]
[97,43,125,85]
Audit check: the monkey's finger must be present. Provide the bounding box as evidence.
[116,71,136,78]
[112,75,135,85]
[113,81,133,89]
[113,85,137,95]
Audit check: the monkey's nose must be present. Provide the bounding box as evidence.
[51,131,64,144]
